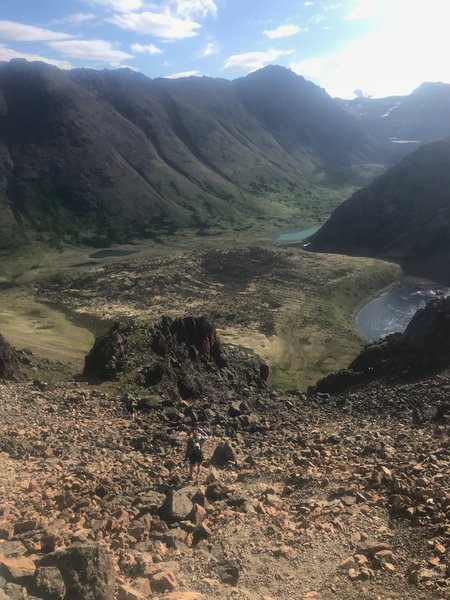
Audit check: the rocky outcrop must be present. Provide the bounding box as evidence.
[83,316,268,399]
[0,334,19,380]
[83,326,127,380]
[314,296,450,393]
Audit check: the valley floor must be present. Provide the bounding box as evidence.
[29,242,400,390]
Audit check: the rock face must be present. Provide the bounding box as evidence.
[0,335,18,380]
[39,544,115,600]
[83,316,268,399]
[314,296,450,393]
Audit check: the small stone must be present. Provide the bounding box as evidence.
[434,544,446,555]
[166,593,205,600]
[338,556,356,570]
[357,542,392,558]
[13,520,38,535]
[0,557,36,579]
[117,583,147,600]
[150,570,177,593]
[341,496,356,507]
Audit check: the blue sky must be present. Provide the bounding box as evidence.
[1,0,449,98]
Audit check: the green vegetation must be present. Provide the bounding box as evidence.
[0,290,95,366]
[8,234,401,391]
[268,257,401,390]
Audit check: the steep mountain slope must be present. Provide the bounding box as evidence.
[309,138,450,261]
[339,82,450,155]
[235,65,376,169]
[0,61,374,250]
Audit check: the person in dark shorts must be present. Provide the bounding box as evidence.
[122,394,136,422]
[185,427,208,479]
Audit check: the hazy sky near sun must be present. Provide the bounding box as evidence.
[1,0,449,98]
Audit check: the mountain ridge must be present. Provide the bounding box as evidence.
[2,60,450,251]
[0,61,381,250]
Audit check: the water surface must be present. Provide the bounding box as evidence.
[357,283,450,342]
[275,226,320,244]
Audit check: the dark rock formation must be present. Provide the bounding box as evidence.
[313,296,450,393]
[83,325,127,380]
[34,566,66,600]
[83,316,268,400]
[0,335,19,380]
[39,544,115,600]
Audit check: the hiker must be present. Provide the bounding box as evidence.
[122,394,136,422]
[185,427,208,479]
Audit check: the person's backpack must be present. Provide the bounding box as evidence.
[192,441,202,457]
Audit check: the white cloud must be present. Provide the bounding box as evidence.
[304,1,314,5]
[110,11,200,39]
[0,44,72,68]
[83,0,144,10]
[171,0,217,18]
[131,42,162,54]
[223,49,294,71]
[165,70,201,78]
[324,3,341,10]
[291,0,450,98]
[263,24,306,39]
[49,39,133,67]
[202,41,218,56]
[57,13,96,24]
[0,20,72,42]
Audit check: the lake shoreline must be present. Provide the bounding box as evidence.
[356,276,450,341]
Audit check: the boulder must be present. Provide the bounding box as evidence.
[0,557,35,580]
[39,543,115,600]
[149,570,177,593]
[211,443,236,467]
[159,491,193,523]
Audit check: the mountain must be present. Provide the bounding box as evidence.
[0,61,374,250]
[308,137,450,265]
[338,82,450,156]
[234,66,377,167]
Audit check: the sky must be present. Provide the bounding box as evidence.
[1,0,450,99]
